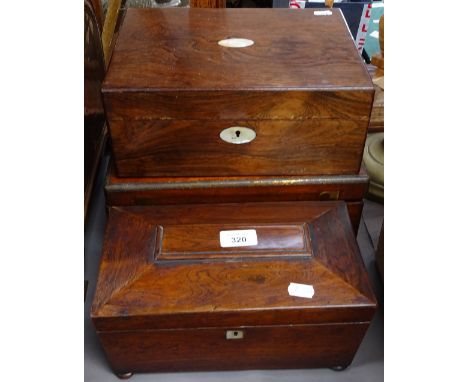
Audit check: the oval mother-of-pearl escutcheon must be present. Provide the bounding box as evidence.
[218,38,254,48]
[220,127,256,144]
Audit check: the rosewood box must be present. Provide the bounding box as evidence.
[91,201,376,377]
[103,8,374,178]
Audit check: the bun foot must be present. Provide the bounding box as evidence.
[330,365,348,371]
[116,372,133,379]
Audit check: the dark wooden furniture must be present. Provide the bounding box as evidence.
[91,201,376,377]
[84,0,108,222]
[91,8,377,378]
[102,8,374,177]
[104,162,369,234]
[89,0,103,31]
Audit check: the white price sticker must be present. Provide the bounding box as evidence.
[314,10,332,16]
[288,282,315,299]
[219,229,258,248]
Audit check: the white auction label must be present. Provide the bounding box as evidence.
[288,282,315,299]
[314,10,332,16]
[219,229,258,248]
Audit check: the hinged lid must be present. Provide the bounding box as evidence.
[91,201,376,331]
[103,8,372,92]
[102,8,374,122]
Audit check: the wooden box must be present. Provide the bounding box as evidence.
[91,201,376,377]
[104,162,369,234]
[103,8,374,178]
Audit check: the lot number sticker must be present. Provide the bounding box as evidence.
[220,229,258,248]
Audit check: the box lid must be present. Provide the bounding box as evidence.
[91,201,376,331]
[103,8,373,92]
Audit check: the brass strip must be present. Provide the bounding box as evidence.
[106,175,369,192]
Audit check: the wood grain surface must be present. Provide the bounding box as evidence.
[103,8,373,91]
[91,202,376,373]
[104,90,373,121]
[157,223,312,261]
[103,8,374,177]
[110,118,369,177]
[99,323,369,374]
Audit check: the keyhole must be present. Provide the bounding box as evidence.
[235,130,241,138]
